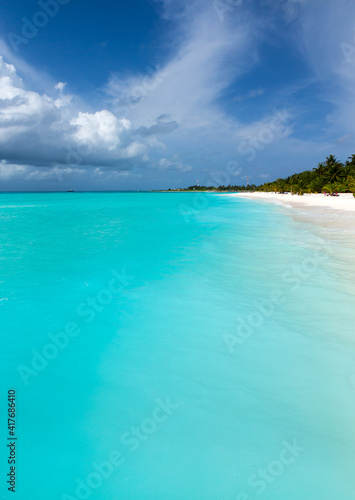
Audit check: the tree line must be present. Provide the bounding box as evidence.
[171,154,355,195]
[258,154,355,195]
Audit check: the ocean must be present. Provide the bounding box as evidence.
[1,192,355,499]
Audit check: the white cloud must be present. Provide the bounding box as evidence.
[70,111,131,151]
[0,55,150,169]
[102,0,263,182]
[55,81,66,92]
[0,160,27,179]
[1,0,354,190]
[288,1,355,137]
[106,3,257,131]
[158,157,192,172]
[0,1,299,187]
[0,56,55,139]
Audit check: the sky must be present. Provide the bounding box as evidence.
[0,0,355,191]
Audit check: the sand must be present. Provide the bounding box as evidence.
[225,191,355,291]
[226,191,355,254]
[225,192,355,213]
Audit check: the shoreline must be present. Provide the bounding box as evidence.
[225,192,355,259]
[224,192,355,213]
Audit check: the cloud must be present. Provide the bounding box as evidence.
[70,111,131,151]
[106,2,258,127]
[0,160,27,179]
[0,0,263,185]
[0,54,151,169]
[0,56,56,138]
[101,0,264,183]
[158,157,192,172]
[136,120,179,137]
[233,88,265,101]
[1,0,354,190]
[54,81,66,92]
[284,1,355,136]
[0,159,145,192]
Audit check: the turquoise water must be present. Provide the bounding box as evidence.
[1,193,355,500]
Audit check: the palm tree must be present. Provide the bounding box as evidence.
[332,182,345,193]
[274,179,286,193]
[323,155,344,183]
[344,157,355,178]
[322,183,334,195]
[312,162,326,176]
[346,176,355,193]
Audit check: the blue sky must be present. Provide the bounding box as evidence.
[0,0,355,190]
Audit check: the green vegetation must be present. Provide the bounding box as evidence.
[166,184,257,192]
[258,154,355,196]
[168,154,355,196]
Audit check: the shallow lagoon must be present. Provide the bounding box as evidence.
[1,192,355,499]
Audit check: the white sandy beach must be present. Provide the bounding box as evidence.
[227,191,355,255]
[226,192,355,213]
[226,191,355,290]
